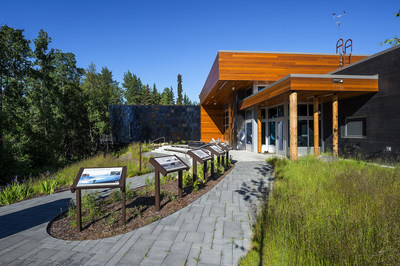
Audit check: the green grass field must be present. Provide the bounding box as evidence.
[240,156,400,265]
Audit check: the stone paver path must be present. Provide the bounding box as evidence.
[0,154,273,265]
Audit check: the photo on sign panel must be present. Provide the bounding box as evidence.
[77,167,123,186]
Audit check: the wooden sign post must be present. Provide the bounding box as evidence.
[70,166,127,232]
[149,155,190,211]
[206,145,225,178]
[217,142,232,169]
[187,149,212,182]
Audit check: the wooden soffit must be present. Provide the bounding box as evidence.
[240,74,379,110]
[199,51,368,105]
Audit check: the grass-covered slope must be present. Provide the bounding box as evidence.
[240,156,400,265]
[0,143,152,205]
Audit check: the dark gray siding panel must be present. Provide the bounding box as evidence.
[109,105,200,143]
[325,46,400,160]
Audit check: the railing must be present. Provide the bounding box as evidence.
[150,136,166,145]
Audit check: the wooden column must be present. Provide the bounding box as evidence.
[289,92,298,160]
[313,97,319,157]
[257,107,262,153]
[332,94,338,158]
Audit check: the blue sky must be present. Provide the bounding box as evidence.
[1,0,398,102]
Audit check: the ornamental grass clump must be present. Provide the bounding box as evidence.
[240,156,400,265]
[0,176,32,205]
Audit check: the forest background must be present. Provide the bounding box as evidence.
[0,25,198,184]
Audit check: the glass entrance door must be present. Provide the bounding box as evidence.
[268,121,276,153]
[246,122,252,151]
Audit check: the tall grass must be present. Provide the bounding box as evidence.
[240,156,400,265]
[0,143,152,206]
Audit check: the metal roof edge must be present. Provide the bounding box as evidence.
[218,50,370,57]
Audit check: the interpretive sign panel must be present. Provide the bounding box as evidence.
[207,145,225,156]
[150,155,189,176]
[217,142,232,152]
[149,155,190,211]
[76,167,123,187]
[70,166,127,232]
[188,149,211,163]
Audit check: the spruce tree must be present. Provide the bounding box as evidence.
[176,74,183,105]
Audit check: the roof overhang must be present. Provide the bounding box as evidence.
[240,74,379,110]
[199,51,369,106]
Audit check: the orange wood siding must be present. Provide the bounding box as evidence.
[240,78,291,109]
[240,76,378,110]
[218,52,367,81]
[201,105,223,142]
[290,77,379,92]
[200,51,368,105]
[200,54,219,103]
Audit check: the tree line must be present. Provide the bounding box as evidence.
[0,25,197,184]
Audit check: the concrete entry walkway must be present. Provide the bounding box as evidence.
[0,153,274,265]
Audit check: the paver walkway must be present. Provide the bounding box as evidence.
[0,152,274,265]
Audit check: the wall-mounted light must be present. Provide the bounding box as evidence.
[213,102,217,106]
[332,78,343,83]
[232,86,235,91]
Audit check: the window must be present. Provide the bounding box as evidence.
[277,105,284,117]
[268,107,277,119]
[245,88,252,97]
[343,117,366,138]
[258,86,266,92]
[261,109,266,119]
[261,122,266,145]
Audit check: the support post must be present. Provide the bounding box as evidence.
[332,94,339,158]
[122,187,126,224]
[203,161,208,182]
[289,92,298,160]
[211,155,214,179]
[313,97,319,157]
[192,158,197,182]
[178,170,183,198]
[76,189,81,232]
[139,145,142,173]
[155,170,160,211]
[257,107,262,153]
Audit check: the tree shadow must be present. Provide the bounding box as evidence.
[0,198,70,239]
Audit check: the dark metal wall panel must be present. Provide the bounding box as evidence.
[323,46,400,160]
[109,105,200,143]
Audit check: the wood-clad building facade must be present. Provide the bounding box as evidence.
[199,46,400,160]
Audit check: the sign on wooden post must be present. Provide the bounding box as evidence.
[149,155,190,211]
[206,145,225,177]
[217,142,232,168]
[187,149,212,182]
[70,166,127,232]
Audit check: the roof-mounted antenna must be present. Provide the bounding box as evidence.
[333,11,346,39]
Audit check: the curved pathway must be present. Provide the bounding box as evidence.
[0,151,274,265]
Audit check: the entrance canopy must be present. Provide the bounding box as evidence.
[240,74,378,110]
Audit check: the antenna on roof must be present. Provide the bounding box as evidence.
[333,11,352,67]
[333,11,345,39]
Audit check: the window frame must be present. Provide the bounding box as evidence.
[343,116,367,139]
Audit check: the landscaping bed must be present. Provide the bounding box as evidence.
[48,163,234,240]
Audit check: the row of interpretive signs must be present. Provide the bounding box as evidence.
[70,142,232,232]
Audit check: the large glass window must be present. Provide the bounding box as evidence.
[261,109,266,119]
[298,120,308,147]
[308,120,321,147]
[344,117,366,138]
[298,104,308,116]
[246,122,252,144]
[268,122,276,145]
[268,107,277,119]
[277,105,284,117]
[261,122,266,145]
[245,110,252,120]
